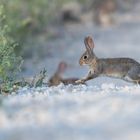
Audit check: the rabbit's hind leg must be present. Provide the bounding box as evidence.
[125,75,140,85]
[126,67,140,84]
[136,80,140,85]
[123,75,135,83]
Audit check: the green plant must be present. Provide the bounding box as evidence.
[0,0,84,58]
[0,5,22,82]
[33,68,47,87]
[0,0,70,55]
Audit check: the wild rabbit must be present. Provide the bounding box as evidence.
[48,62,85,86]
[76,36,140,84]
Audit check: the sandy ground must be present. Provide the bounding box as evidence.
[1,84,140,140]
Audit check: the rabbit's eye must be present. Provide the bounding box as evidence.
[84,55,88,59]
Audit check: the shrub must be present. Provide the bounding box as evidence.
[0,5,22,82]
[0,0,70,54]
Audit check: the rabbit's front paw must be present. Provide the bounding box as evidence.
[75,79,85,84]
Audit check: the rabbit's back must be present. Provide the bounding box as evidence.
[100,58,139,65]
[62,78,79,85]
[98,58,140,80]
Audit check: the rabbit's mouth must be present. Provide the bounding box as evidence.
[79,61,86,66]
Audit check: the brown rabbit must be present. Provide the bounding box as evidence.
[76,36,140,84]
[48,62,85,86]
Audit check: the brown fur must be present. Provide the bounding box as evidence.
[76,36,140,84]
[48,62,86,86]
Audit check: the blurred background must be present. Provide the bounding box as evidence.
[1,0,140,84]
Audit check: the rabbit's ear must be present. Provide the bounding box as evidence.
[58,62,67,73]
[84,36,95,51]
